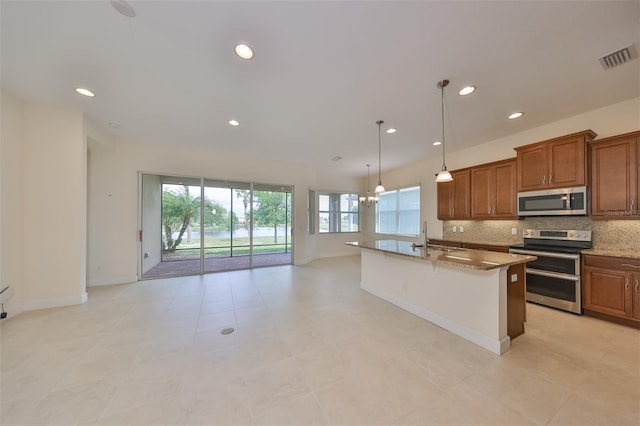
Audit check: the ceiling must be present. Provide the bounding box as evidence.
[2,1,639,177]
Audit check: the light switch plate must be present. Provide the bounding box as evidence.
[460,226,464,233]
[511,228,518,235]
[511,274,518,282]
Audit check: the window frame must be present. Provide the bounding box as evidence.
[375,185,421,236]
[317,191,360,234]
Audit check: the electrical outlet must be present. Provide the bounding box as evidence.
[459,226,464,233]
[511,227,518,235]
[452,226,457,232]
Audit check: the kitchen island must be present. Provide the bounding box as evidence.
[346,240,536,355]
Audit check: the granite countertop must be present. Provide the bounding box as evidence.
[346,240,536,271]
[581,249,640,260]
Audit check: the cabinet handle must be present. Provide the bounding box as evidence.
[621,263,640,269]
[493,206,496,215]
[631,199,635,211]
[635,280,639,293]
[625,277,629,290]
[543,175,546,185]
[549,174,552,184]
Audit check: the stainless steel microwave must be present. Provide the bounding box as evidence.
[517,186,588,216]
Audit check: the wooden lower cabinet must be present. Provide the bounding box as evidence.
[583,254,640,327]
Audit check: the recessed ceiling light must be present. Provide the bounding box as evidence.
[235,44,254,60]
[458,86,476,96]
[228,120,239,126]
[110,0,136,18]
[386,128,397,134]
[508,112,524,120]
[108,122,119,128]
[75,88,95,97]
[433,141,442,146]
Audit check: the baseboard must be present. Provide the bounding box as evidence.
[23,292,88,311]
[87,275,138,287]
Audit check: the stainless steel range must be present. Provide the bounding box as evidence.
[509,229,592,314]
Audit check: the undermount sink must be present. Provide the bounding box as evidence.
[426,244,465,252]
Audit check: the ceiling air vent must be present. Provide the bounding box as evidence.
[599,44,638,70]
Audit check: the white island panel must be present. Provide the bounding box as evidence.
[360,249,510,355]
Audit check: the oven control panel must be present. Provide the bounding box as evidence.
[523,229,591,242]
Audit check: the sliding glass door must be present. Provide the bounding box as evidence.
[140,174,293,279]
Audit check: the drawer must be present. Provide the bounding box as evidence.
[583,254,640,271]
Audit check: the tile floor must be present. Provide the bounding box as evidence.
[1,255,639,425]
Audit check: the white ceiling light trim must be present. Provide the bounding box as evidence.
[508,112,524,119]
[458,86,476,96]
[75,88,95,97]
[235,44,254,59]
[386,128,397,134]
[228,119,239,126]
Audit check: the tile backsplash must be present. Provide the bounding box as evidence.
[443,218,640,251]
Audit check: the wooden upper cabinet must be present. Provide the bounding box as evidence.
[471,158,517,219]
[589,131,640,218]
[515,130,597,192]
[437,169,471,220]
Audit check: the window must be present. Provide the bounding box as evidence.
[375,185,420,235]
[318,192,359,233]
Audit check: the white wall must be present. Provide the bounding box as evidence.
[361,97,640,242]
[0,90,89,314]
[1,90,25,316]
[22,102,87,309]
[86,139,361,285]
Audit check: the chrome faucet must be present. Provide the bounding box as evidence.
[412,221,429,249]
[423,220,429,247]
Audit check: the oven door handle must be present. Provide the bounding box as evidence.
[509,248,579,260]
[525,268,580,281]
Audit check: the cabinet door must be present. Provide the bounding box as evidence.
[517,144,547,191]
[547,136,586,188]
[451,170,471,219]
[471,166,492,218]
[590,136,637,217]
[583,266,632,318]
[494,160,517,218]
[437,180,453,220]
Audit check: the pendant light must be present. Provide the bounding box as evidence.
[435,80,453,183]
[374,120,386,193]
[359,164,378,207]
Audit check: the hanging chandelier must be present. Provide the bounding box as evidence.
[359,164,379,207]
[435,79,453,183]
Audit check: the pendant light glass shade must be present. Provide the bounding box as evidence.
[374,120,385,193]
[435,169,453,182]
[435,80,454,183]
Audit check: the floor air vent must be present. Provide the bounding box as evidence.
[599,44,638,70]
